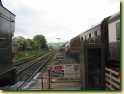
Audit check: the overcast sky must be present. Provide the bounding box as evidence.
[2,0,120,43]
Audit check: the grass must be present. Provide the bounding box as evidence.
[13,50,49,61]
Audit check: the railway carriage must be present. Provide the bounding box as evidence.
[69,12,120,68]
[108,13,120,66]
[0,0,16,86]
[68,12,120,89]
[70,35,81,61]
[70,35,81,54]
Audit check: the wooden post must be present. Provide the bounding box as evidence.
[46,74,47,89]
[50,73,52,83]
[47,70,51,89]
[41,77,43,90]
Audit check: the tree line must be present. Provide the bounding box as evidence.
[12,35,49,51]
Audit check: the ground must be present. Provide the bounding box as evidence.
[22,51,81,90]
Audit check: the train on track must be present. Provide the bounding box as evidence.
[65,12,120,69]
[0,0,16,86]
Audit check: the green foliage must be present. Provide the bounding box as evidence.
[12,34,49,61]
[13,50,48,61]
[12,34,49,51]
[13,36,29,51]
[27,39,35,50]
[33,35,48,50]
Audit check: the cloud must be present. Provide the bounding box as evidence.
[2,0,120,43]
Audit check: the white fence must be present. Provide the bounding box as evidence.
[48,64,80,80]
[105,67,120,90]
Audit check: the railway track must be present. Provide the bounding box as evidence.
[13,53,46,66]
[2,51,55,90]
[15,53,49,74]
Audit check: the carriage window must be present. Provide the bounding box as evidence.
[116,22,120,40]
[0,38,7,48]
[94,31,97,36]
[81,37,83,40]
[89,34,91,38]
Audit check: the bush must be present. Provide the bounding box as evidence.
[13,50,48,61]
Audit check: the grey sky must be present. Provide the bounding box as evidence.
[2,0,120,43]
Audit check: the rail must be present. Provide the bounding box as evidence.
[105,67,120,90]
[16,53,49,74]
[17,52,55,90]
[13,52,48,66]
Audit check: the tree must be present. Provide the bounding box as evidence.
[13,36,29,51]
[26,39,35,50]
[33,35,48,50]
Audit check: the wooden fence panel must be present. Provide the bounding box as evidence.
[105,67,120,90]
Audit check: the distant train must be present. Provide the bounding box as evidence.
[66,12,120,68]
[0,0,16,86]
